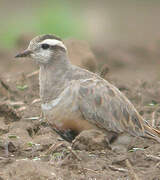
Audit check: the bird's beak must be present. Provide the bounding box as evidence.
[15,49,32,58]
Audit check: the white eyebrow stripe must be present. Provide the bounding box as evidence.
[40,39,67,50]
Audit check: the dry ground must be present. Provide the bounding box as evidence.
[0,37,160,180]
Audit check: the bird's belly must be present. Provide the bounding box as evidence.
[57,116,97,133]
[41,99,96,133]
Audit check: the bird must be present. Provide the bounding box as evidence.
[15,34,160,147]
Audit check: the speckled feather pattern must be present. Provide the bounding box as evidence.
[20,34,160,143]
[40,63,160,142]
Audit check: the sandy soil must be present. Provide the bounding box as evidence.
[0,37,160,180]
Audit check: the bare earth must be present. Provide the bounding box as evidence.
[0,38,160,180]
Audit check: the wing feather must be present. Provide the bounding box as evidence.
[77,78,145,136]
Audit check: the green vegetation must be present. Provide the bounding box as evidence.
[0,1,86,49]
[16,84,28,91]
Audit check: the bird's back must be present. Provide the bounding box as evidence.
[60,65,160,142]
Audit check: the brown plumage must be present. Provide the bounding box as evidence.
[15,34,160,144]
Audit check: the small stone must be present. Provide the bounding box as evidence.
[72,129,111,151]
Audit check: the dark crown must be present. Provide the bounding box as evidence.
[31,34,62,44]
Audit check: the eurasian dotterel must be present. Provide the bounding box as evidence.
[15,34,160,148]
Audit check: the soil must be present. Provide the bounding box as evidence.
[0,37,160,180]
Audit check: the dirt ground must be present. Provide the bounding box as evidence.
[0,36,160,180]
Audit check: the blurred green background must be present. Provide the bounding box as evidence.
[1,0,160,48]
[0,0,86,48]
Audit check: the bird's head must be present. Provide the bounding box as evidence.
[15,34,67,64]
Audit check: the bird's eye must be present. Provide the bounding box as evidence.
[41,44,50,49]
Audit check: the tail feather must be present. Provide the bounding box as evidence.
[143,123,160,143]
